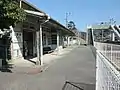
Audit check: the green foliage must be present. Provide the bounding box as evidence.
[67,21,76,30]
[0,0,26,29]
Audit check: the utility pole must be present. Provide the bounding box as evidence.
[65,12,71,28]
[65,12,71,47]
[109,18,116,25]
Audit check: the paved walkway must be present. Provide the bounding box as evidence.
[0,46,96,90]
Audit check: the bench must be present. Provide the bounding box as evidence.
[43,47,54,54]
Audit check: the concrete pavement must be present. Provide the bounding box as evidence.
[0,46,96,90]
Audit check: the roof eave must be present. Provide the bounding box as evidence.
[49,18,75,35]
[21,0,46,14]
[89,25,111,30]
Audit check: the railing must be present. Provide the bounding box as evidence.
[94,42,120,70]
[62,81,84,90]
[96,50,120,90]
[94,42,120,90]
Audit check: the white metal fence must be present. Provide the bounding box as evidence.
[96,51,120,90]
[95,42,120,90]
[94,42,120,70]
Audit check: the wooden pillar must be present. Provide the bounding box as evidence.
[79,32,81,45]
[33,32,36,56]
[62,36,65,48]
[71,37,73,45]
[20,0,22,8]
[36,31,40,64]
[67,36,70,46]
[40,25,43,65]
[46,33,48,46]
[86,29,88,45]
[91,29,94,46]
[10,26,15,60]
[36,25,43,65]
[112,32,115,41]
[57,30,60,54]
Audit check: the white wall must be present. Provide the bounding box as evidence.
[51,45,63,51]
[51,44,57,50]
[72,40,77,45]
[11,15,39,60]
[11,23,23,59]
[58,45,63,51]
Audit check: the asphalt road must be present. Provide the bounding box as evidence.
[0,46,96,90]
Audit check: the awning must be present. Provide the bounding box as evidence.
[24,10,74,36]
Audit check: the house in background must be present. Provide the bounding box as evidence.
[86,24,120,46]
[0,0,74,66]
[68,30,86,45]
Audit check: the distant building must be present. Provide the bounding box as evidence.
[87,24,120,45]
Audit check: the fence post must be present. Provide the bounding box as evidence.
[105,44,107,56]
[96,51,99,90]
[111,45,113,62]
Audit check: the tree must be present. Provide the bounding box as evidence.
[67,21,80,37]
[67,21,76,30]
[0,0,26,37]
[0,0,26,62]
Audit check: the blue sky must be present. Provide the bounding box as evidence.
[28,0,120,31]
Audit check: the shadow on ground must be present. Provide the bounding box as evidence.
[0,63,13,73]
[24,56,37,64]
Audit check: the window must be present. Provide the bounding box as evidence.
[43,33,46,45]
[51,34,57,44]
[48,34,51,45]
[15,32,22,42]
